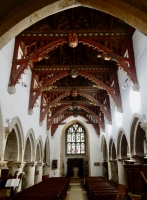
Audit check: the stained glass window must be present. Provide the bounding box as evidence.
[66,123,85,154]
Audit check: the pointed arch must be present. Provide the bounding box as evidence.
[24,128,36,162]
[101,135,108,161]
[35,136,43,162]
[60,118,90,177]
[109,137,116,160]
[117,128,129,159]
[109,137,118,183]
[130,114,146,157]
[44,135,50,165]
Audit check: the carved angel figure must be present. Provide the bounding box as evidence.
[68,33,78,48]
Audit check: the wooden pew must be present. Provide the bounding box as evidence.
[84,177,119,200]
[13,177,69,200]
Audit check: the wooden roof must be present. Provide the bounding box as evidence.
[9,7,137,135]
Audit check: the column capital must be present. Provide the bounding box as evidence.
[0,161,8,169]
[7,162,26,169]
[140,122,147,142]
[25,161,37,167]
[36,162,43,167]
[43,163,50,167]
[140,122,147,130]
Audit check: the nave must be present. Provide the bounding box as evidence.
[1,1,147,200]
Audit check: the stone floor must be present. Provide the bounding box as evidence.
[65,178,88,200]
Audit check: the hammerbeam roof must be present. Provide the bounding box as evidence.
[9,7,137,135]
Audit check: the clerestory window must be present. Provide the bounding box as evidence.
[66,123,85,154]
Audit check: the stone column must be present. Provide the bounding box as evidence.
[0,161,7,178]
[24,162,36,189]
[108,161,118,183]
[108,161,112,180]
[34,162,43,184]
[43,164,50,176]
[7,162,26,192]
[117,160,127,186]
[111,161,118,183]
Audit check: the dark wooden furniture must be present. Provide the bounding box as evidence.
[42,174,49,181]
[84,176,119,200]
[123,164,147,200]
[13,177,69,200]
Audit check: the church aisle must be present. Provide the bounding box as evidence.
[65,178,88,200]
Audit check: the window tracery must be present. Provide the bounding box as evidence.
[66,124,85,154]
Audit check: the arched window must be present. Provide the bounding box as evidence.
[66,123,85,155]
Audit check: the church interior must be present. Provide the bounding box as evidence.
[0,0,147,199]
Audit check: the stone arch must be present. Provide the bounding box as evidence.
[101,135,108,162]
[60,118,90,177]
[101,134,109,179]
[43,135,50,166]
[130,113,145,157]
[0,0,147,49]
[117,128,129,159]
[35,136,43,163]
[109,137,116,160]
[117,128,128,185]
[109,137,118,183]
[24,128,36,162]
[4,116,24,162]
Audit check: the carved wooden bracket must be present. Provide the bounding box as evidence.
[100,104,111,123]
[9,38,67,88]
[79,71,122,110]
[51,124,59,136]
[28,71,68,112]
[79,91,100,105]
[79,37,138,84]
[40,105,50,123]
[78,104,105,131]
[79,91,111,122]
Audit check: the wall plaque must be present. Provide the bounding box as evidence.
[94,162,100,166]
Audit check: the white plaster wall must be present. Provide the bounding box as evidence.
[133,31,147,116]
[0,39,48,160]
[49,116,103,177]
[1,29,147,178]
[100,30,146,159]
